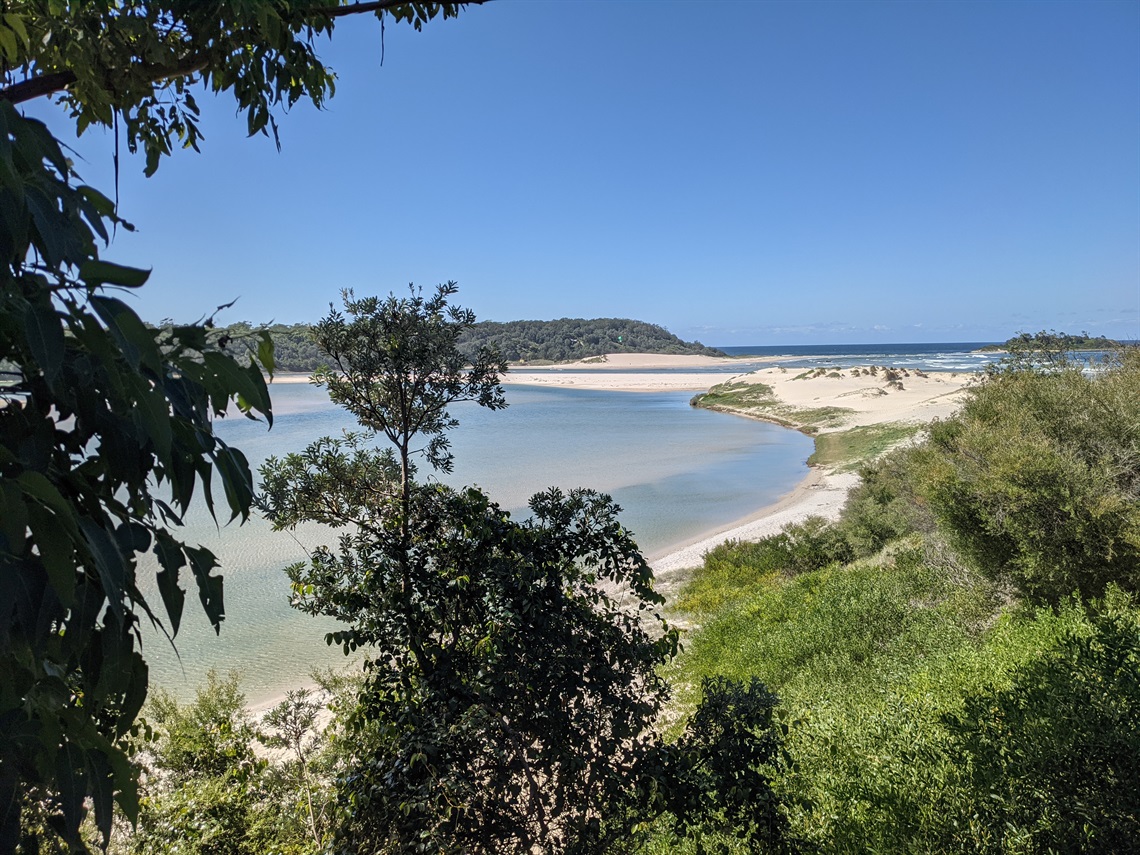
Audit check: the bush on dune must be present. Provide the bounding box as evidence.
[913,349,1140,604]
[786,591,1139,854]
[943,592,1140,853]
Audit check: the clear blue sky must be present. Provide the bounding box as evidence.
[39,0,1140,345]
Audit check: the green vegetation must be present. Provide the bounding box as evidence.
[663,346,1140,852]
[208,316,725,373]
[807,422,922,471]
[916,348,1140,603]
[118,670,360,855]
[691,381,854,433]
[977,329,1120,353]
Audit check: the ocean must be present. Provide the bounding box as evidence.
[718,341,1001,372]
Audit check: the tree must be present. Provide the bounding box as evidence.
[259,286,687,853]
[1,3,479,850]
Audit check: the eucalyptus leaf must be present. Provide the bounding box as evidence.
[79,259,151,288]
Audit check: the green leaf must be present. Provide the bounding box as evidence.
[3,13,29,46]
[186,545,225,633]
[153,530,187,637]
[27,504,75,605]
[0,27,17,62]
[78,518,127,625]
[90,295,163,374]
[79,259,151,288]
[17,471,80,540]
[257,332,276,378]
[21,300,64,380]
[214,444,253,522]
[0,479,28,554]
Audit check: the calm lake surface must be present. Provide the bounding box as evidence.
[141,382,813,704]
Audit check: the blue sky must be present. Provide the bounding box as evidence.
[41,0,1140,345]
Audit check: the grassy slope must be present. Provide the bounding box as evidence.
[662,537,1137,852]
[807,422,921,471]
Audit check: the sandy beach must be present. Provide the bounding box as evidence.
[503,352,770,393]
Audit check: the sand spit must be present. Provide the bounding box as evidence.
[703,365,975,433]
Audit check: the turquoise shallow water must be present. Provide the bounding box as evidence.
[139,382,813,704]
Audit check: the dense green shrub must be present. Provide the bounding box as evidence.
[808,592,1140,854]
[913,350,1140,603]
[127,674,296,855]
[677,518,855,614]
[835,451,930,554]
[943,593,1140,853]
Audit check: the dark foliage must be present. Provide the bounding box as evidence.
[647,677,798,852]
[977,329,1120,355]
[0,101,273,852]
[457,318,726,363]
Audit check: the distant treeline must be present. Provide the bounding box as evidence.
[211,318,723,372]
[456,318,724,363]
[977,330,1120,353]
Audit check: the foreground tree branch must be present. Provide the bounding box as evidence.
[0,2,487,106]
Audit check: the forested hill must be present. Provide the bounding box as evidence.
[456,318,725,363]
[212,318,724,372]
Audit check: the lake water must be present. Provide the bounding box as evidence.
[141,382,814,704]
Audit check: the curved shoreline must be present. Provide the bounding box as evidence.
[648,467,859,598]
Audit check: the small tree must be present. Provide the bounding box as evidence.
[128,674,275,855]
[261,689,329,850]
[259,285,687,853]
